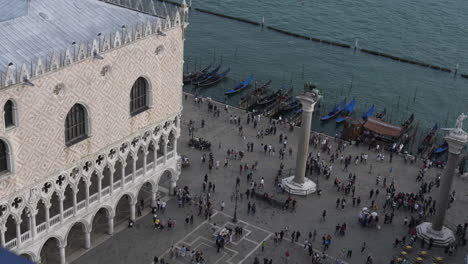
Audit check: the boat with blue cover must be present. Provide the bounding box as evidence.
[225,75,254,95]
[320,98,346,121]
[336,99,356,124]
[434,142,448,154]
[361,105,375,121]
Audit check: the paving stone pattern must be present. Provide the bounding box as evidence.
[74,94,467,264]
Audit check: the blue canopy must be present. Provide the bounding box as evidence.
[0,248,34,264]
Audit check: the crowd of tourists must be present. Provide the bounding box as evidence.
[147,95,466,264]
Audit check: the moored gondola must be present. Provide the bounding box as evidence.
[193,64,222,85]
[375,108,386,120]
[434,141,448,154]
[196,68,230,87]
[225,75,254,95]
[336,99,357,124]
[183,64,212,84]
[320,98,346,121]
[239,80,271,109]
[256,88,285,106]
[361,105,375,121]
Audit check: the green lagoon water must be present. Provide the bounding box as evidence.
[179,0,468,141]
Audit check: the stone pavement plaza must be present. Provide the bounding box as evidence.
[72,94,468,264]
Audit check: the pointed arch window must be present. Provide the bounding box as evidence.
[0,139,11,174]
[130,77,149,116]
[65,104,89,146]
[4,100,16,128]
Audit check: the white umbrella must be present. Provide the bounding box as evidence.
[371,212,378,217]
[362,207,368,211]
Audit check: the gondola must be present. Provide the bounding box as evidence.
[320,98,346,121]
[196,68,230,87]
[282,100,301,112]
[225,75,254,95]
[422,124,438,145]
[239,80,271,109]
[183,64,211,84]
[193,64,222,85]
[434,141,448,154]
[256,89,284,106]
[336,99,356,124]
[375,108,386,120]
[402,113,414,127]
[361,105,375,121]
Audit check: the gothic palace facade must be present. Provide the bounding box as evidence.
[0,0,188,263]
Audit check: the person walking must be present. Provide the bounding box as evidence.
[321,210,327,222]
[361,242,366,252]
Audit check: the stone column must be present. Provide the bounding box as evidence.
[417,123,467,246]
[174,137,178,154]
[85,181,90,206]
[151,189,158,208]
[59,245,66,264]
[108,217,114,235]
[15,221,21,247]
[0,226,5,248]
[132,155,137,182]
[45,206,50,231]
[433,134,466,230]
[163,141,168,164]
[293,97,316,184]
[281,92,320,196]
[73,190,77,216]
[31,212,37,238]
[121,162,126,188]
[169,179,177,196]
[59,197,64,223]
[97,173,103,201]
[143,150,148,176]
[129,202,136,221]
[84,231,91,249]
[110,166,115,194]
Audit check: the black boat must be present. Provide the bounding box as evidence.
[375,108,386,120]
[196,68,230,87]
[239,80,271,109]
[256,88,285,106]
[193,64,222,85]
[183,64,211,84]
[401,113,414,127]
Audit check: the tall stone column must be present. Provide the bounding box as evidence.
[0,226,5,248]
[143,150,148,176]
[59,245,66,264]
[109,166,115,194]
[121,162,126,188]
[72,190,77,216]
[45,206,50,231]
[281,91,321,195]
[164,141,168,164]
[132,155,137,182]
[15,221,21,247]
[417,114,467,246]
[129,202,136,221]
[59,197,64,223]
[84,231,91,249]
[151,189,158,208]
[31,212,37,238]
[108,217,114,235]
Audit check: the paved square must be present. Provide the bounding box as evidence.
[160,211,273,264]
